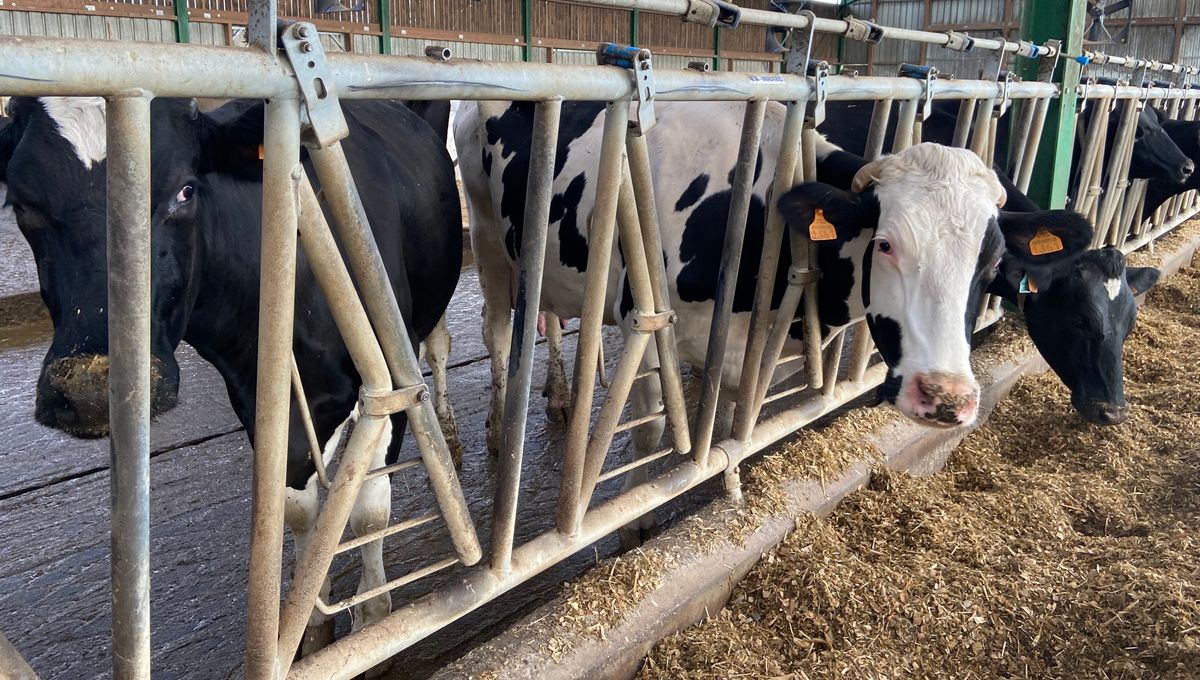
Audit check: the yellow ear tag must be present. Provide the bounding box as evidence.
[809,209,838,241]
[257,144,265,160]
[1028,228,1064,256]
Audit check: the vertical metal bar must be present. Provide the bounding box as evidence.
[1073,100,1110,215]
[893,98,918,152]
[951,98,978,148]
[520,0,533,61]
[308,144,480,565]
[172,0,189,43]
[491,99,561,573]
[693,99,767,468]
[556,101,628,536]
[377,0,392,54]
[732,100,804,441]
[626,134,691,454]
[1008,97,1037,176]
[796,130,823,390]
[629,8,639,45]
[864,98,893,159]
[969,98,995,159]
[244,95,300,680]
[820,330,845,397]
[247,0,277,51]
[1016,96,1051,193]
[106,93,152,680]
[1096,98,1139,247]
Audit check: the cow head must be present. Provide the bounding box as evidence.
[1127,106,1194,183]
[778,143,1090,428]
[0,96,258,437]
[990,244,1158,425]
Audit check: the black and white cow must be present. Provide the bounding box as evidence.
[985,170,1159,424]
[457,100,1091,462]
[819,100,1167,425]
[0,96,463,649]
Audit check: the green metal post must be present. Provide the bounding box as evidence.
[712,27,721,71]
[629,9,639,46]
[172,0,189,43]
[1020,0,1086,208]
[522,0,533,61]
[377,0,391,55]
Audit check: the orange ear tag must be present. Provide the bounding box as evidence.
[1028,228,1064,256]
[257,144,265,160]
[809,209,838,241]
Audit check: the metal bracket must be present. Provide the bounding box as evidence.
[598,43,657,135]
[628,309,677,333]
[784,10,818,77]
[359,384,429,417]
[789,266,821,285]
[683,0,741,29]
[1077,76,1096,114]
[1036,38,1061,83]
[943,31,975,53]
[899,63,938,123]
[996,69,1017,118]
[807,59,829,126]
[844,17,884,44]
[280,22,349,148]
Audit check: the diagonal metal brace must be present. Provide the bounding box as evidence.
[359,384,429,417]
[280,21,349,148]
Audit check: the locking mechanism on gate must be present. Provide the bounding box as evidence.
[598,42,657,135]
[683,0,741,29]
[280,21,349,148]
[899,63,938,123]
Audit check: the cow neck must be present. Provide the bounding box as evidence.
[181,175,264,422]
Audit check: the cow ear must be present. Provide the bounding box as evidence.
[996,209,1092,266]
[1126,266,1160,296]
[198,103,266,179]
[776,182,876,243]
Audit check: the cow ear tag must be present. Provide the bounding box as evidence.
[258,144,265,160]
[809,209,838,241]
[1019,274,1038,294]
[1028,227,1064,256]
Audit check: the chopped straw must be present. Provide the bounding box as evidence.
[639,256,1200,680]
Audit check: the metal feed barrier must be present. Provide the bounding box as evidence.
[1,1,1198,678]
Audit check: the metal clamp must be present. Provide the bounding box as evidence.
[807,59,830,126]
[629,309,677,333]
[683,0,741,29]
[788,266,821,285]
[1014,40,1039,59]
[598,43,657,134]
[1077,76,1096,114]
[899,63,938,123]
[279,22,349,148]
[844,17,885,44]
[943,31,975,52]
[359,384,429,417]
[996,69,1017,118]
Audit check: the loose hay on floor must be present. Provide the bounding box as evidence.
[639,260,1200,680]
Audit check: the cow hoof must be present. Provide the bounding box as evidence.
[618,512,658,551]
[351,593,392,635]
[299,618,335,659]
[545,402,570,424]
[449,438,465,469]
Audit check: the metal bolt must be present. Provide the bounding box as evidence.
[296,25,312,39]
[301,42,315,54]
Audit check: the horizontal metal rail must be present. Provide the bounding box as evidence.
[595,447,676,485]
[315,558,460,617]
[562,0,1055,57]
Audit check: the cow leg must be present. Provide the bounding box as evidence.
[542,311,571,423]
[421,315,463,467]
[476,248,515,457]
[619,335,666,550]
[349,416,394,635]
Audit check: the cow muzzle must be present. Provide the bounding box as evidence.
[897,371,979,428]
[1076,400,1129,426]
[35,354,177,438]
[1179,159,1195,184]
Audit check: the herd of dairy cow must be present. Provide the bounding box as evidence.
[0,82,1192,648]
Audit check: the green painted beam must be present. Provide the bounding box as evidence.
[629,9,639,46]
[522,0,533,62]
[377,0,391,54]
[172,0,189,43]
[712,27,721,71]
[1020,0,1087,209]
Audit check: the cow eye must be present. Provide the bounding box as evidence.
[877,239,892,254]
[176,185,195,203]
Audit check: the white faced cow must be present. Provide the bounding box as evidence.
[457,100,1091,468]
[0,96,463,653]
